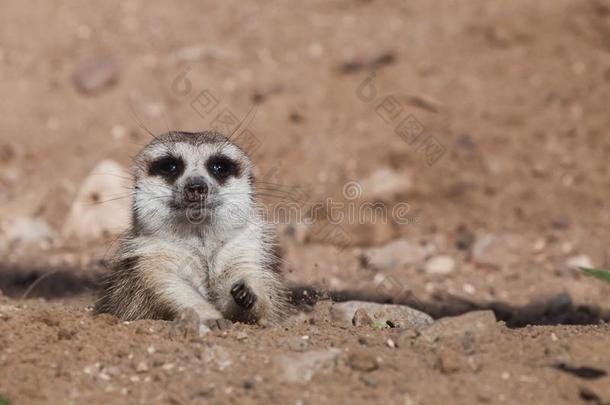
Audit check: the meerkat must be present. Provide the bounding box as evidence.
[94,131,288,328]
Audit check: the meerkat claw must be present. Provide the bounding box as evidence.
[231,281,257,309]
[204,318,233,331]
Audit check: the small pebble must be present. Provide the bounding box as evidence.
[106,366,121,377]
[98,372,111,381]
[135,362,149,373]
[463,283,476,295]
[532,238,546,253]
[424,255,456,275]
[566,255,592,270]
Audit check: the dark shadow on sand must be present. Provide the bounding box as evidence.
[1,265,606,328]
[0,264,100,299]
[290,286,609,328]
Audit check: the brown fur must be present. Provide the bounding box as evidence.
[95,256,177,321]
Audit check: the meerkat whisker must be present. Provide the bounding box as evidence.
[127,101,162,143]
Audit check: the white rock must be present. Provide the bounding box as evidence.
[1,217,55,248]
[424,255,455,275]
[363,239,426,270]
[63,160,131,241]
[462,283,476,295]
[330,301,433,330]
[274,349,340,384]
[566,255,593,269]
[360,167,412,201]
[420,310,499,342]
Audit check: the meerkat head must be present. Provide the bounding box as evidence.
[132,131,255,235]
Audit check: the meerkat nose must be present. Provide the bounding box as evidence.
[184,178,209,202]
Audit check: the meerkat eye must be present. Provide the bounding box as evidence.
[149,156,184,180]
[206,155,239,182]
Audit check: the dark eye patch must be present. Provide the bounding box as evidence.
[148,155,185,183]
[206,154,240,184]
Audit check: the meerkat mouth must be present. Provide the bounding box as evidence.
[169,200,219,225]
[170,199,222,212]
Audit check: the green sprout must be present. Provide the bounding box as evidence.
[580,267,610,284]
[0,395,10,405]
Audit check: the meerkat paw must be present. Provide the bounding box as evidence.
[203,318,233,331]
[230,280,257,309]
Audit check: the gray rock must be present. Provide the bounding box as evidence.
[362,239,426,270]
[330,301,433,330]
[420,310,498,342]
[62,160,131,240]
[275,349,341,384]
[424,255,456,275]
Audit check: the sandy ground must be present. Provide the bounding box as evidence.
[1,0,610,403]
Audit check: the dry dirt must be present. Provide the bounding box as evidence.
[1,0,610,404]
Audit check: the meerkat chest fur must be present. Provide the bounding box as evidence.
[172,218,269,290]
[95,131,287,325]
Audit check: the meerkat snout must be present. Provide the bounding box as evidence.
[183,177,209,203]
[95,131,288,326]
